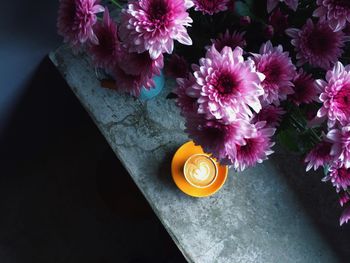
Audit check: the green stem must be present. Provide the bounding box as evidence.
[110,0,123,9]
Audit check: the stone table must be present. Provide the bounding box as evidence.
[49,46,349,263]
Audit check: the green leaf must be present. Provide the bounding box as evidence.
[277,130,300,152]
[235,1,251,16]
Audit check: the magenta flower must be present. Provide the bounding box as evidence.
[165,54,189,79]
[289,69,319,106]
[119,0,193,59]
[187,45,265,122]
[316,62,350,127]
[267,0,298,13]
[252,105,285,128]
[327,125,350,169]
[111,49,164,97]
[234,121,276,172]
[209,30,246,52]
[192,0,230,15]
[304,141,333,172]
[268,8,289,36]
[339,191,350,207]
[174,74,198,115]
[340,206,350,226]
[251,41,296,105]
[184,114,256,164]
[324,162,350,192]
[314,0,350,32]
[88,8,120,69]
[286,19,347,70]
[57,0,104,48]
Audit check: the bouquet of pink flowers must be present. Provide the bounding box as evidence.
[57,0,350,225]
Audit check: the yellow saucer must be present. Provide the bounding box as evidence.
[171,141,228,197]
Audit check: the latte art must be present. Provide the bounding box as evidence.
[184,155,217,188]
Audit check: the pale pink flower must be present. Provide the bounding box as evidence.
[339,191,350,207]
[57,0,104,48]
[165,54,189,79]
[324,161,350,192]
[314,0,350,32]
[192,0,230,15]
[174,74,198,115]
[251,41,296,105]
[234,121,275,171]
[184,114,256,164]
[286,19,347,70]
[304,141,333,172]
[267,0,298,13]
[88,8,120,69]
[111,49,164,97]
[289,69,319,106]
[252,105,285,128]
[187,45,265,122]
[340,206,350,226]
[327,124,350,169]
[209,30,246,52]
[119,0,193,59]
[316,62,350,127]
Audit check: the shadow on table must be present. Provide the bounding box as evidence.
[269,149,350,262]
[0,57,186,263]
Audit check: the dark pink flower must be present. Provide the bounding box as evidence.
[192,0,230,15]
[164,54,189,79]
[314,0,350,32]
[340,205,350,226]
[327,124,350,169]
[286,19,347,70]
[57,0,104,48]
[174,74,198,115]
[316,62,350,127]
[88,8,120,69]
[234,121,275,171]
[251,41,296,105]
[184,114,256,164]
[119,0,193,59]
[268,8,289,36]
[289,69,319,106]
[252,105,285,128]
[188,45,265,122]
[209,30,246,52]
[339,191,350,207]
[267,0,298,13]
[324,162,350,192]
[111,49,164,97]
[305,141,333,171]
[240,16,251,26]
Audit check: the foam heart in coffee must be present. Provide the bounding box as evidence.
[184,154,217,188]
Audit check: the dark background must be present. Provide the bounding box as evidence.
[0,1,185,262]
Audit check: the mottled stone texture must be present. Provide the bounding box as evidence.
[49,46,348,263]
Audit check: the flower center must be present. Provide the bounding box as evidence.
[216,73,239,95]
[263,61,282,84]
[307,28,333,56]
[334,85,350,115]
[149,0,168,23]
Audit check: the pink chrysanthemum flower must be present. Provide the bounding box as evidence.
[316,62,350,128]
[339,191,350,207]
[252,105,285,128]
[251,41,295,105]
[165,54,189,79]
[119,0,193,59]
[324,162,350,192]
[268,8,289,36]
[187,45,265,122]
[234,121,275,172]
[209,30,246,52]
[57,0,104,48]
[289,69,319,106]
[192,0,230,15]
[111,49,164,97]
[327,124,350,169]
[304,141,333,172]
[340,205,350,226]
[314,0,350,32]
[267,0,298,13]
[286,19,347,70]
[184,114,256,164]
[174,74,198,115]
[88,8,120,69]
